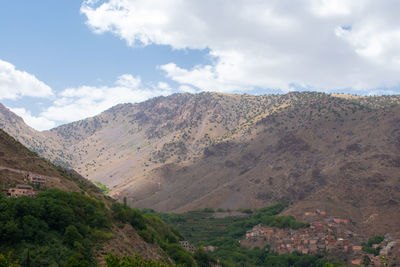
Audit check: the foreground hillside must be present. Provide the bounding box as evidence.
[0,129,197,266]
[1,92,400,242]
[0,129,354,266]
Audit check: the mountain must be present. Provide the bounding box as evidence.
[1,92,400,241]
[0,129,198,266]
[0,103,70,167]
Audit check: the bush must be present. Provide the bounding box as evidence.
[0,252,19,267]
[64,225,83,246]
[0,189,111,265]
[105,254,173,267]
[202,208,214,213]
[362,236,385,256]
[240,209,253,214]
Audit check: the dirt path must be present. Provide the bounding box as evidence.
[0,165,60,180]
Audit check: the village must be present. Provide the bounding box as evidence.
[1,165,397,266]
[1,168,51,198]
[241,209,398,266]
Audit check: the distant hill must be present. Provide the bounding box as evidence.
[1,92,400,243]
[0,103,70,167]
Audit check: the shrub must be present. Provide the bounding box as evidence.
[202,208,214,213]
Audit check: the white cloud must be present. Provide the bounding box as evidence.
[40,74,172,124]
[0,59,174,131]
[178,85,196,94]
[5,71,173,131]
[81,0,400,93]
[0,59,53,100]
[10,108,56,131]
[310,0,361,16]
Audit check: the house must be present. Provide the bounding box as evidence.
[333,218,349,225]
[246,224,265,239]
[203,246,216,252]
[179,241,196,253]
[7,184,37,197]
[26,173,46,187]
[351,259,362,265]
[312,222,323,231]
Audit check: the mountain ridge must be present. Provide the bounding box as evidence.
[1,92,400,242]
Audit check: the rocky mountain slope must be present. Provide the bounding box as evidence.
[1,92,400,241]
[0,103,69,167]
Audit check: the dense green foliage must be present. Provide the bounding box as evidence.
[152,202,307,246]
[0,191,345,266]
[105,254,178,267]
[94,181,110,195]
[263,215,309,229]
[0,188,199,266]
[0,252,19,267]
[150,209,247,245]
[150,203,343,267]
[111,202,196,266]
[193,249,218,267]
[362,236,385,256]
[0,189,111,266]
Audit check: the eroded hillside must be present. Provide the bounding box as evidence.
[1,92,400,242]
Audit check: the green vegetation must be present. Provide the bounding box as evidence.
[202,208,214,213]
[213,249,344,267]
[105,251,216,267]
[0,252,19,267]
[110,202,196,266]
[152,203,307,246]
[265,215,310,229]
[0,189,197,266]
[147,203,344,266]
[362,236,385,256]
[105,254,178,267]
[0,189,110,266]
[150,209,248,245]
[94,181,110,194]
[0,188,345,266]
[239,208,253,214]
[193,249,218,267]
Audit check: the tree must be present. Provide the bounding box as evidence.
[194,249,215,267]
[64,225,83,246]
[0,252,19,267]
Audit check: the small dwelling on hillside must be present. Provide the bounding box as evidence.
[7,184,37,197]
[179,241,196,253]
[203,245,216,252]
[26,173,46,187]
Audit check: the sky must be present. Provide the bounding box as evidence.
[1,0,400,131]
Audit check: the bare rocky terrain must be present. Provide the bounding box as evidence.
[1,92,400,242]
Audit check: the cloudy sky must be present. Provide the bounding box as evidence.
[1,0,400,131]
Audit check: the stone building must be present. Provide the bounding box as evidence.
[26,173,47,187]
[7,184,37,197]
[179,241,196,253]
